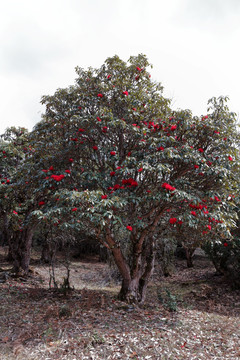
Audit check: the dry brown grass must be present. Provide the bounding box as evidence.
[0,247,239,359]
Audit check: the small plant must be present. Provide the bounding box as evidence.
[59,304,72,318]
[157,287,178,312]
[91,332,105,346]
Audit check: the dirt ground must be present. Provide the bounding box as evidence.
[0,246,239,360]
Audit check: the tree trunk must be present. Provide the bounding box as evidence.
[185,247,195,268]
[6,246,14,262]
[1,213,9,246]
[41,242,51,263]
[104,222,159,304]
[9,227,34,275]
[117,238,156,304]
[118,277,141,303]
[40,231,51,263]
[1,213,13,261]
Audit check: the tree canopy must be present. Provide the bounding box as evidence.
[1,54,240,303]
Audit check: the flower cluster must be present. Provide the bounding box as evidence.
[51,174,65,181]
[42,165,54,173]
[161,183,176,191]
[126,226,133,231]
[122,178,138,187]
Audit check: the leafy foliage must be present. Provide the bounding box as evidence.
[1,54,240,301]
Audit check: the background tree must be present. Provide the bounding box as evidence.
[0,127,51,275]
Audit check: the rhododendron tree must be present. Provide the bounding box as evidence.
[15,56,240,301]
[0,127,39,273]
[0,127,73,274]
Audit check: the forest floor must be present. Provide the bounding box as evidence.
[0,247,240,360]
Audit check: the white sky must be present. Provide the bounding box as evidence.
[0,0,240,134]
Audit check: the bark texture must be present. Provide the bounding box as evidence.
[105,226,156,304]
[184,247,195,268]
[8,227,34,275]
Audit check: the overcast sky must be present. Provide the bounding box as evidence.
[0,0,240,134]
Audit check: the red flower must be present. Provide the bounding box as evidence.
[97,117,101,122]
[126,226,133,231]
[136,67,143,72]
[138,167,143,172]
[69,158,74,162]
[107,74,111,79]
[38,201,45,206]
[214,196,221,202]
[42,169,48,173]
[191,211,197,216]
[198,148,204,153]
[169,218,177,224]
[194,165,199,169]
[178,220,183,225]
[122,91,128,96]
[113,184,120,190]
[207,225,211,230]
[171,125,177,131]
[51,174,65,181]
[101,195,108,199]
[162,183,176,191]
[49,166,54,171]
[93,146,98,150]
[110,151,116,156]
[122,178,138,187]
[223,242,228,247]
[78,128,84,132]
[102,126,107,133]
[65,169,71,174]
[13,210,18,215]
[97,93,103,98]
[132,108,137,111]
[110,171,115,176]
[157,146,164,151]
[228,156,233,161]
[72,208,77,211]
[127,152,131,156]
